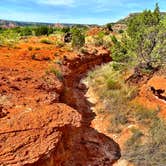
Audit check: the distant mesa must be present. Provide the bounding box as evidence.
[0,19,97,28]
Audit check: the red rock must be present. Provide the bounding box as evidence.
[0,43,120,165]
[0,104,81,165]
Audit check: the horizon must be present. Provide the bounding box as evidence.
[0,0,166,25]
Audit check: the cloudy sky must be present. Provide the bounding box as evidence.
[0,0,165,24]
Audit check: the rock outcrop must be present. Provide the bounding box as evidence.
[0,104,81,165]
[137,76,166,118]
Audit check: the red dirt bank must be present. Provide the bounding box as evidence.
[0,40,120,165]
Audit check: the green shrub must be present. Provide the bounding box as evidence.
[20,27,33,36]
[93,31,105,47]
[34,26,54,36]
[103,39,112,48]
[118,29,124,34]
[61,26,70,33]
[106,23,113,31]
[0,29,20,46]
[40,38,52,44]
[112,62,127,71]
[79,47,89,54]
[111,35,118,44]
[94,38,104,47]
[71,27,85,50]
[111,41,130,64]
[56,41,65,48]
[49,68,63,80]
[110,4,166,69]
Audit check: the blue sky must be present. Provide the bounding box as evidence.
[0,0,165,25]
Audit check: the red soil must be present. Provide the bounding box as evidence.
[135,76,166,118]
[0,38,120,165]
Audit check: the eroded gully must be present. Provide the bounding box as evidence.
[58,51,121,165]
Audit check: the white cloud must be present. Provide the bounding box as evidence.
[95,0,140,8]
[56,17,115,25]
[37,0,75,6]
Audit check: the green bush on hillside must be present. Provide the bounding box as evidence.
[124,118,166,166]
[20,27,33,36]
[111,3,166,70]
[71,27,85,50]
[0,29,20,46]
[34,26,54,36]
[47,68,63,81]
[106,23,113,31]
[40,38,52,44]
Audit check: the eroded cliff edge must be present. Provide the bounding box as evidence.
[0,46,120,166]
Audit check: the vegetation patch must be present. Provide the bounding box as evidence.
[123,118,166,166]
[40,38,53,44]
[71,27,85,50]
[86,7,166,160]
[86,63,138,133]
[46,68,63,81]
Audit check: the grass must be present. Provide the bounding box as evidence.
[123,119,166,166]
[134,105,159,125]
[47,67,63,81]
[86,62,166,165]
[55,41,65,48]
[123,104,165,166]
[106,78,122,90]
[125,127,143,147]
[86,63,138,133]
[108,112,128,133]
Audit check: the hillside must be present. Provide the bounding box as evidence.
[0,3,166,166]
[117,12,166,24]
[0,19,96,28]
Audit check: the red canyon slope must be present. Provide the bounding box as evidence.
[0,38,120,166]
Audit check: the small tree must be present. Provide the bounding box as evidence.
[35,26,50,36]
[71,27,85,50]
[153,3,161,24]
[61,26,70,33]
[20,27,33,36]
[106,23,113,31]
[94,31,105,47]
[126,4,163,68]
